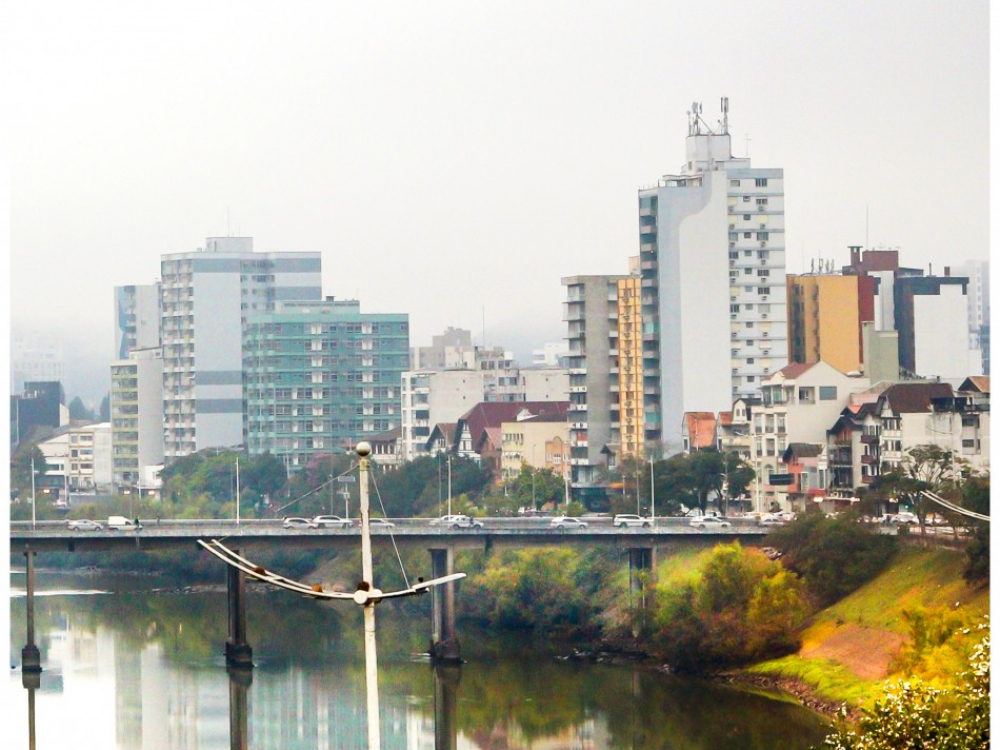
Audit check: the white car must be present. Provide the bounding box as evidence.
[689,516,732,530]
[430,514,484,530]
[549,516,588,530]
[312,515,352,529]
[67,519,103,531]
[759,515,785,526]
[367,518,396,530]
[613,514,652,528]
[282,517,317,529]
[891,512,919,526]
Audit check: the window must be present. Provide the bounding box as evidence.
[757,232,769,240]
[746,321,754,328]
[744,268,752,275]
[747,358,755,364]
[730,179,740,187]
[758,287,770,295]
[743,214,751,220]
[744,232,752,238]
[747,375,755,382]
[742,195,751,202]
[755,178,768,187]
[819,386,838,401]
[730,304,739,313]
[798,387,815,403]
[758,269,770,277]
[756,197,768,205]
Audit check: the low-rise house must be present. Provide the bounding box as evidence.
[681,412,718,453]
[753,362,870,509]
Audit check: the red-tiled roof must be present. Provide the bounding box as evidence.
[774,362,816,379]
[880,382,954,414]
[959,376,990,394]
[718,412,734,426]
[458,401,569,446]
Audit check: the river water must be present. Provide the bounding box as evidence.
[8,567,829,749]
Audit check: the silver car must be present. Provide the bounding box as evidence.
[67,519,103,531]
[282,517,317,529]
[689,516,732,530]
[312,515,352,529]
[549,516,588,530]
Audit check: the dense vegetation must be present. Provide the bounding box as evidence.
[766,514,898,605]
[646,543,808,672]
[815,619,989,750]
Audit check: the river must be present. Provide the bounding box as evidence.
[8,567,830,749]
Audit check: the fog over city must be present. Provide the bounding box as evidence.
[6,0,991,404]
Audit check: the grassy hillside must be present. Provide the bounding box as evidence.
[748,546,988,706]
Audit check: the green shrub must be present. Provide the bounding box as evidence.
[768,515,897,605]
[649,543,808,672]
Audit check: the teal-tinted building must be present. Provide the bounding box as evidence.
[244,299,409,470]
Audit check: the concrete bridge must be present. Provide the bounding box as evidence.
[11,516,772,667]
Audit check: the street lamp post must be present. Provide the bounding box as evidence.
[649,456,655,522]
[447,454,452,517]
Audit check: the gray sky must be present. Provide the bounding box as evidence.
[6,0,992,402]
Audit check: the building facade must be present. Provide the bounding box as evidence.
[562,274,630,504]
[110,347,164,490]
[786,273,875,375]
[114,283,162,359]
[159,237,322,458]
[637,100,788,449]
[243,299,409,470]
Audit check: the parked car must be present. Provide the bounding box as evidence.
[613,514,652,528]
[759,515,785,526]
[775,511,797,522]
[430,514,484,530]
[549,516,588,530]
[107,515,141,531]
[891,512,919,526]
[689,516,732,530]
[312,515,352,529]
[67,519,103,531]
[367,518,396,530]
[282,517,317,529]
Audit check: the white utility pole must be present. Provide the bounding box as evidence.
[649,457,655,523]
[235,456,241,524]
[356,442,381,750]
[447,455,452,516]
[31,456,37,530]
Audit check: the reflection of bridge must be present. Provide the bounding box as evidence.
[12,517,770,671]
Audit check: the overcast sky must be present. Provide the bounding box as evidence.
[5,0,992,402]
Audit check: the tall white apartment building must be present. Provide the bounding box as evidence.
[955,259,990,374]
[114,283,162,359]
[160,237,322,458]
[110,347,164,489]
[638,100,787,449]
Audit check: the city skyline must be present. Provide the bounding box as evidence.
[6,1,992,403]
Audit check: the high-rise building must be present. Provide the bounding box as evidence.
[786,272,875,374]
[955,259,990,374]
[411,327,474,370]
[637,100,787,449]
[11,332,64,393]
[894,273,974,379]
[244,299,409,470]
[159,237,322,458]
[110,347,164,490]
[562,274,630,504]
[114,283,161,359]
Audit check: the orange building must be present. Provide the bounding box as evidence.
[786,274,875,374]
[617,276,645,457]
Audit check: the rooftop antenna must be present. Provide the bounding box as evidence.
[720,97,729,135]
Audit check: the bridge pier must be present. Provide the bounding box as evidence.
[227,663,253,750]
[22,550,42,675]
[428,547,460,662]
[225,554,253,668]
[627,546,655,610]
[433,662,461,750]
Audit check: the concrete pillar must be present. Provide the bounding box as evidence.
[22,551,42,674]
[227,664,253,750]
[627,547,655,610]
[429,548,460,661]
[433,663,461,750]
[225,555,253,667]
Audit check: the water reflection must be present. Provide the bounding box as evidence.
[9,571,829,749]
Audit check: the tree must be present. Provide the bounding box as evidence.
[768,514,897,605]
[959,475,989,583]
[68,396,93,421]
[881,445,964,532]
